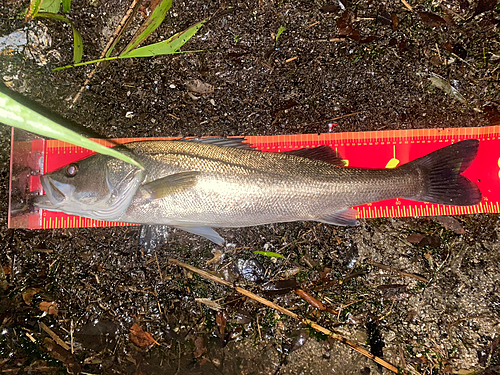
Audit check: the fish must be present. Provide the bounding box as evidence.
[33,138,482,245]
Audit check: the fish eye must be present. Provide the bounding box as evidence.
[65,163,79,177]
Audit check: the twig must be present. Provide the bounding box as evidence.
[368,260,428,283]
[168,258,402,374]
[155,252,163,281]
[71,0,143,105]
[400,0,413,12]
[39,321,70,351]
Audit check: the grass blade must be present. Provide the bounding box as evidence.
[253,250,285,259]
[25,0,42,21]
[0,91,143,169]
[36,12,83,64]
[62,0,71,12]
[121,0,173,56]
[121,20,205,58]
[72,25,83,63]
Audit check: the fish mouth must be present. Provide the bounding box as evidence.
[34,175,66,208]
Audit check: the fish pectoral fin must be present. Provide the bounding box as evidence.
[175,226,225,245]
[318,209,360,226]
[285,145,345,166]
[143,171,201,199]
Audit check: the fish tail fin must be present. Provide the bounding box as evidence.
[402,139,482,206]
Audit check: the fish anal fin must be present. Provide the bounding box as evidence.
[143,171,200,200]
[318,209,360,226]
[139,225,171,253]
[285,145,345,166]
[175,226,225,245]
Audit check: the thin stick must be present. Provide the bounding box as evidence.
[71,0,142,105]
[368,260,428,283]
[400,0,413,12]
[168,258,401,374]
[39,322,70,351]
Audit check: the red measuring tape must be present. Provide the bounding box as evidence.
[8,126,500,230]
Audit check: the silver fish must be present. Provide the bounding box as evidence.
[34,138,482,245]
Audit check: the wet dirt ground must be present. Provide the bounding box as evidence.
[1,0,500,374]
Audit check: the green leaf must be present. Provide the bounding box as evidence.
[25,0,43,20]
[40,0,62,13]
[72,26,83,63]
[276,25,286,41]
[121,0,173,56]
[253,251,285,259]
[62,0,71,12]
[0,91,143,169]
[121,20,205,58]
[36,12,83,64]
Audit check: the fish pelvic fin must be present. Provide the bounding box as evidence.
[401,139,482,206]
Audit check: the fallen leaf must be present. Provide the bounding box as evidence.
[378,8,392,25]
[433,216,465,234]
[261,279,299,296]
[207,250,225,265]
[474,0,497,15]
[295,289,326,310]
[185,79,214,94]
[418,11,446,28]
[39,301,58,315]
[216,311,226,336]
[195,298,222,311]
[193,336,207,358]
[406,233,426,244]
[429,73,467,104]
[391,13,399,30]
[75,320,118,352]
[320,4,340,13]
[453,43,468,59]
[484,105,500,126]
[23,287,42,305]
[129,323,158,347]
[337,11,361,41]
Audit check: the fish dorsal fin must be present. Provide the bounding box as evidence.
[143,171,200,200]
[285,145,345,166]
[318,209,360,226]
[182,137,255,150]
[175,226,225,245]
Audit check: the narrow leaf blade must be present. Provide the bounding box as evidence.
[121,0,173,56]
[121,20,205,58]
[62,0,71,12]
[25,0,43,21]
[72,26,83,63]
[253,250,285,259]
[0,92,142,169]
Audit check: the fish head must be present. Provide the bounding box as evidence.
[34,153,144,220]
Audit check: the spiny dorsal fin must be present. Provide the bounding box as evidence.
[285,145,345,166]
[143,171,200,200]
[181,137,255,150]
